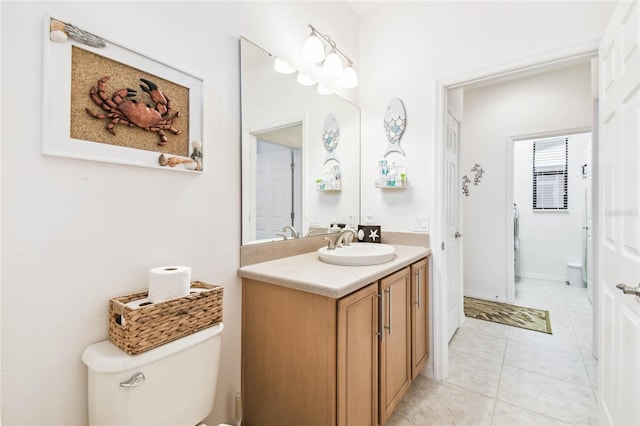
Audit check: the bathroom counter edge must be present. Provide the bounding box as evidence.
[238,245,431,298]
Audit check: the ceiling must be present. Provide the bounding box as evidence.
[346,1,386,17]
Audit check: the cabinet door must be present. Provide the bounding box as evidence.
[379,267,411,424]
[337,282,379,426]
[411,258,429,379]
[243,279,337,426]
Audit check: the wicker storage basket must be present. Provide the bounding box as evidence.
[109,281,223,355]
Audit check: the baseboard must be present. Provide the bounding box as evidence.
[422,361,435,379]
[517,272,567,283]
[463,288,509,304]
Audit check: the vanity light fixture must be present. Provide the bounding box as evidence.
[302,32,325,64]
[302,24,358,88]
[274,58,296,74]
[339,66,358,89]
[296,72,316,86]
[322,50,344,77]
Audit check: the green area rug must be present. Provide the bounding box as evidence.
[464,297,552,334]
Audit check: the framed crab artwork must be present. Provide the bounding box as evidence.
[42,16,204,172]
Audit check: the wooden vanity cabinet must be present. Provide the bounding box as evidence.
[411,258,429,379]
[337,282,379,426]
[379,267,412,424]
[242,258,429,426]
[242,278,338,426]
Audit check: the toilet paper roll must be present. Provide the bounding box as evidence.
[148,266,191,304]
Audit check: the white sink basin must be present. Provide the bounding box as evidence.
[318,243,396,266]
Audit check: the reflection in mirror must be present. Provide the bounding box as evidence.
[241,38,360,245]
[254,124,302,241]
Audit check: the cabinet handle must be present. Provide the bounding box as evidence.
[415,270,420,308]
[384,287,392,335]
[377,291,383,338]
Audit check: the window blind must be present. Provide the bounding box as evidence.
[532,138,568,210]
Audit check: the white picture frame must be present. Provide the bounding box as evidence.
[42,16,204,172]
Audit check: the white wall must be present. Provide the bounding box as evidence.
[358,1,614,235]
[461,63,592,301]
[514,133,591,282]
[0,2,358,425]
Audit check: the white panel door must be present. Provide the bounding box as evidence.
[256,149,292,240]
[598,1,640,424]
[446,112,462,342]
[586,139,594,302]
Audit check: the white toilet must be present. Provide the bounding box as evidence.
[82,323,224,426]
[567,263,586,287]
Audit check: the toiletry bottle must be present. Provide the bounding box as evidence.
[332,165,341,189]
[388,166,396,187]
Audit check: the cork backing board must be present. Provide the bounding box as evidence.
[42,16,203,172]
[71,46,189,157]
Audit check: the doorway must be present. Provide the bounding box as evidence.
[512,132,593,298]
[460,62,594,305]
[433,43,599,381]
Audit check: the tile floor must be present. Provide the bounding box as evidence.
[387,277,597,426]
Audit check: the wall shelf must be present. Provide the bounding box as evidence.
[317,182,341,192]
[316,164,341,192]
[375,181,407,189]
[375,161,407,189]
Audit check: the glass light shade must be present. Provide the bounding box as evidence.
[274,58,296,74]
[339,66,359,88]
[302,35,325,64]
[296,72,316,86]
[317,84,333,95]
[322,52,343,77]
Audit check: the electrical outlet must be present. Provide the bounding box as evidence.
[365,213,375,225]
[413,215,429,232]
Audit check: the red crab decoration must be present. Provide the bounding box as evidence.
[85,76,180,146]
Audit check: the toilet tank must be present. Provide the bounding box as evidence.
[82,323,223,426]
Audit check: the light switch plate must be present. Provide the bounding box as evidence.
[413,215,429,232]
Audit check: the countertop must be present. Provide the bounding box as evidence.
[238,244,431,298]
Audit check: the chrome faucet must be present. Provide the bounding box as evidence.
[282,226,300,239]
[335,228,357,248]
[322,228,357,250]
[323,236,336,250]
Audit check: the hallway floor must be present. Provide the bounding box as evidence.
[387,277,597,425]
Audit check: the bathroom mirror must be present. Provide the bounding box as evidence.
[241,38,361,245]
